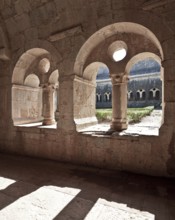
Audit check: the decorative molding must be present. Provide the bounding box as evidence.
[48,25,82,42]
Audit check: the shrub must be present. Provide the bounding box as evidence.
[96,106,154,124]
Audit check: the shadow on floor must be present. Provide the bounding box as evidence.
[0,153,174,220]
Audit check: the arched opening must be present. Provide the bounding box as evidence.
[126,54,162,130]
[149,88,160,101]
[136,89,146,101]
[128,91,133,101]
[155,89,160,100]
[149,90,153,100]
[96,93,102,102]
[24,74,40,88]
[104,92,112,102]
[73,22,163,135]
[12,48,58,127]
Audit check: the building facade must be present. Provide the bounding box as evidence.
[96,59,162,109]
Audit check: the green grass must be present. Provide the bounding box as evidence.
[96,106,154,124]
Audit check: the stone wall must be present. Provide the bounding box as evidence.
[0,0,175,177]
[74,76,98,130]
[12,85,43,125]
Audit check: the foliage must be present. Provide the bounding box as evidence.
[96,109,112,122]
[96,106,154,124]
[127,106,154,124]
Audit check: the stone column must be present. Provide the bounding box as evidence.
[110,74,128,131]
[42,84,56,125]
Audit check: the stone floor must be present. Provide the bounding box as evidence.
[0,153,174,220]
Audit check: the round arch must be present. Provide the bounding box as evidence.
[83,62,109,82]
[24,74,40,88]
[12,48,50,85]
[74,22,163,77]
[125,52,162,75]
[49,70,59,86]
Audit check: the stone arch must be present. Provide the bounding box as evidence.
[49,70,59,86]
[73,22,164,131]
[155,89,160,100]
[125,52,161,75]
[149,90,153,100]
[128,90,133,100]
[24,74,40,88]
[74,22,163,78]
[12,48,59,126]
[149,88,160,100]
[96,93,102,102]
[83,62,109,83]
[137,89,146,100]
[12,48,50,85]
[104,92,111,102]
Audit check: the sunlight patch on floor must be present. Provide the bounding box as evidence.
[84,198,155,220]
[0,177,16,190]
[0,186,81,220]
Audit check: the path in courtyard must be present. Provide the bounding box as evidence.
[81,110,162,136]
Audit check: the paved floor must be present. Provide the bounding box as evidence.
[0,153,174,219]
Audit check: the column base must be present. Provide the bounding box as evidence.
[110,120,128,131]
[42,118,56,126]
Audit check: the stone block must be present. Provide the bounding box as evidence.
[163,102,175,126]
[1,6,15,19]
[14,13,31,33]
[5,17,18,36]
[30,2,56,26]
[164,81,175,102]
[24,28,38,41]
[162,38,175,60]
[162,59,175,81]
[15,0,31,14]
[11,34,25,51]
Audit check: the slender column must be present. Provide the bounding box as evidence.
[110,74,128,131]
[42,84,56,125]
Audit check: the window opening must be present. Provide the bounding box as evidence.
[12,49,59,129]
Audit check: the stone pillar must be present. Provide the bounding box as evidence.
[42,84,56,125]
[57,75,76,131]
[110,74,128,131]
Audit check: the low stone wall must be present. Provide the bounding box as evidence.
[12,85,43,125]
[0,124,173,177]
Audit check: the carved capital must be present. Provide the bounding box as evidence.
[42,83,56,91]
[111,74,129,85]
